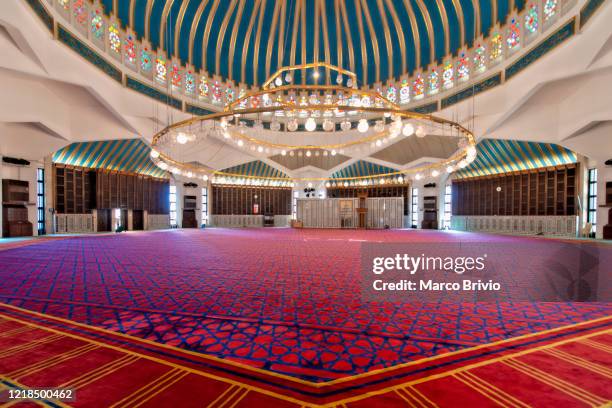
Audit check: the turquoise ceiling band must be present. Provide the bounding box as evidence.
[456,139,577,178]
[53,139,167,179]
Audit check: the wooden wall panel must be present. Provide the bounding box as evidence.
[211,186,291,215]
[53,164,169,214]
[452,165,577,216]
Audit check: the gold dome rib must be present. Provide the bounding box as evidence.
[228,0,246,81]
[361,0,381,83]
[435,0,451,56]
[240,0,262,84]
[265,0,282,80]
[215,0,238,76]
[338,0,355,74]
[450,0,466,46]
[492,0,498,25]
[144,0,156,42]
[319,0,332,83]
[300,0,306,79]
[159,0,175,51]
[188,0,208,65]
[472,0,482,36]
[414,0,437,64]
[353,0,368,84]
[385,0,407,74]
[201,0,221,72]
[173,0,190,58]
[289,0,300,67]
[276,0,287,69]
[129,0,136,28]
[334,0,343,69]
[402,0,421,69]
[376,0,394,81]
[252,0,268,85]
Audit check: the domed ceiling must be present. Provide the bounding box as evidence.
[101,0,522,86]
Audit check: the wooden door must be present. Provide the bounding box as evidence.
[182,209,197,228]
[132,210,144,230]
[120,209,128,230]
[97,209,111,232]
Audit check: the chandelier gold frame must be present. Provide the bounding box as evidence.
[150,106,476,183]
[150,62,476,185]
[228,62,399,112]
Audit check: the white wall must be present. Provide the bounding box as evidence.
[171,178,211,228]
[410,177,446,229]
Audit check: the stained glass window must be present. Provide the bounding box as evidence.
[525,5,539,34]
[413,74,425,99]
[361,95,371,107]
[225,88,235,103]
[211,81,222,104]
[239,88,248,107]
[155,57,167,83]
[199,77,209,98]
[457,52,470,80]
[323,93,333,106]
[124,35,136,65]
[490,33,503,60]
[474,44,486,72]
[371,88,381,107]
[140,47,152,72]
[90,9,104,40]
[171,64,182,88]
[544,0,558,21]
[442,61,454,89]
[72,0,87,26]
[428,69,440,94]
[185,72,195,95]
[108,23,121,54]
[399,79,410,104]
[507,18,520,49]
[386,85,397,102]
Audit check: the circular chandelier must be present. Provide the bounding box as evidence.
[150,63,477,186]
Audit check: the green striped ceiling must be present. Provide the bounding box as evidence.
[52,139,167,178]
[456,139,577,178]
[220,160,289,179]
[331,160,398,179]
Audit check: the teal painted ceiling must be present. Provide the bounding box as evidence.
[53,139,167,178]
[456,139,577,178]
[331,160,399,179]
[220,160,290,178]
[100,0,522,86]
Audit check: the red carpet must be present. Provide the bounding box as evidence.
[0,229,610,383]
[0,303,610,407]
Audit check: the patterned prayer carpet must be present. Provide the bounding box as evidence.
[0,301,610,407]
[0,228,610,387]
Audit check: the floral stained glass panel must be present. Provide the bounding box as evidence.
[90,10,104,40]
[525,5,539,34]
[108,23,121,54]
[399,80,410,104]
[544,0,558,21]
[72,0,87,26]
[141,48,152,72]
[413,75,425,99]
[507,19,520,49]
